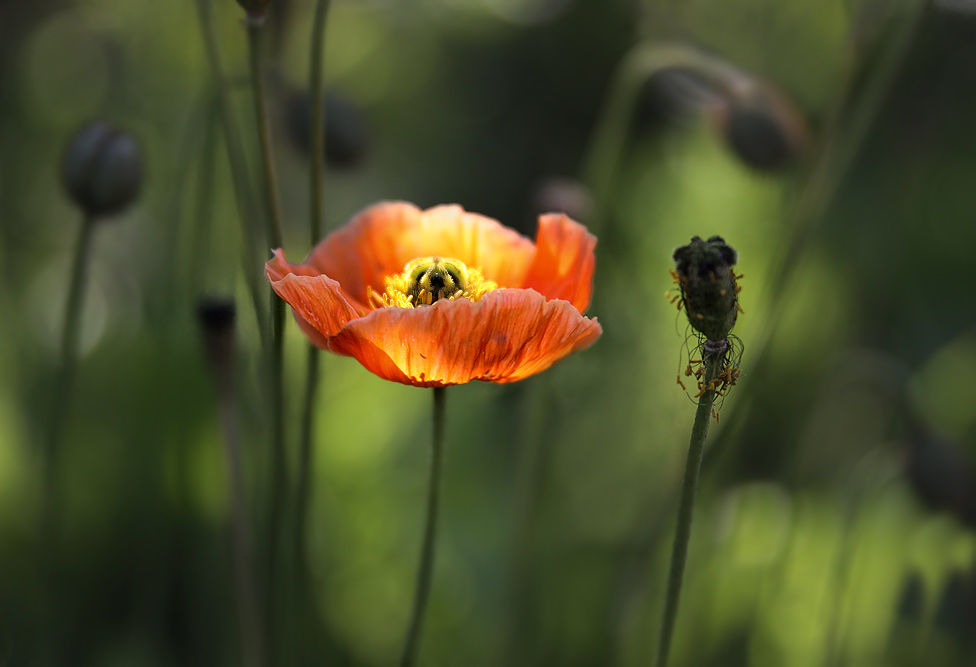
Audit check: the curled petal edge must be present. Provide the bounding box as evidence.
[327,289,602,387]
[523,213,597,312]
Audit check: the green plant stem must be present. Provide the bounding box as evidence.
[244,16,290,654]
[579,42,749,235]
[399,386,447,667]
[766,0,924,308]
[294,345,319,564]
[43,213,96,527]
[246,19,285,252]
[502,381,551,666]
[308,0,331,245]
[193,0,268,349]
[293,0,332,582]
[213,348,266,667]
[655,352,721,667]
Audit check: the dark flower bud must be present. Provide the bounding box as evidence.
[672,235,741,341]
[905,420,976,530]
[237,0,271,19]
[286,89,369,169]
[529,177,593,223]
[197,297,237,378]
[708,82,809,172]
[197,298,236,334]
[637,67,720,130]
[61,121,142,218]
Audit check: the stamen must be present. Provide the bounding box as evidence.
[373,256,498,309]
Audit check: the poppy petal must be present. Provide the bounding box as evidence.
[302,202,536,303]
[522,213,597,313]
[327,289,602,387]
[265,250,363,349]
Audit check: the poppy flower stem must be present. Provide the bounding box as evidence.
[244,15,291,653]
[193,0,269,349]
[580,43,748,234]
[292,0,332,583]
[655,351,721,667]
[198,299,266,667]
[399,386,447,667]
[42,212,96,532]
[245,19,285,252]
[308,0,331,244]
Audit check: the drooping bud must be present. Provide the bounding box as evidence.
[905,418,976,530]
[285,89,369,169]
[236,0,272,20]
[61,121,142,219]
[708,81,809,172]
[672,235,740,341]
[529,177,593,224]
[637,67,720,130]
[197,298,237,380]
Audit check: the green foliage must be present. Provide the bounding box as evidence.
[1,0,975,665]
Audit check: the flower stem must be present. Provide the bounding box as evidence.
[399,386,447,667]
[246,19,285,252]
[655,351,721,667]
[43,212,96,528]
[580,43,748,235]
[193,0,269,349]
[293,0,332,583]
[308,0,331,245]
[766,0,923,308]
[211,329,266,667]
[244,15,289,653]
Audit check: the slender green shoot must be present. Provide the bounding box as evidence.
[399,386,448,667]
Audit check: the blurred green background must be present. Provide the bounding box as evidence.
[2,0,976,665]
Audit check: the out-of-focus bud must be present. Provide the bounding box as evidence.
[637,67,721,130]
[286,89,369,169]
[61,121,142,219]
[237,0,272,19]
[905,420,976,530]
[197,298,237,381]
[672,235,741,342]
[529,177,593,223]
[707,81,810,172]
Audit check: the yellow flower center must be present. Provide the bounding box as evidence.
[369,256,498,309]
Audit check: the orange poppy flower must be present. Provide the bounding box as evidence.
[265,201,602,387]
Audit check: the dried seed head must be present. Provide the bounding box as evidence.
[672,235,740,341]
[61,121,142,219]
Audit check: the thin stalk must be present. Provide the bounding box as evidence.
[579,43,749,235]
[43,213,96,528]
[215,350,266,667]
[502,381,551,666]
[188,96,221,298]
[293,0,332,581]
[655,352,721,667]
[193,0,269,348]
[399,386,447,667]
[244,15,289,654]
[294,345,319,568]
[308,0,331,244]
[765,0,924,308]
[246,19,285,251]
